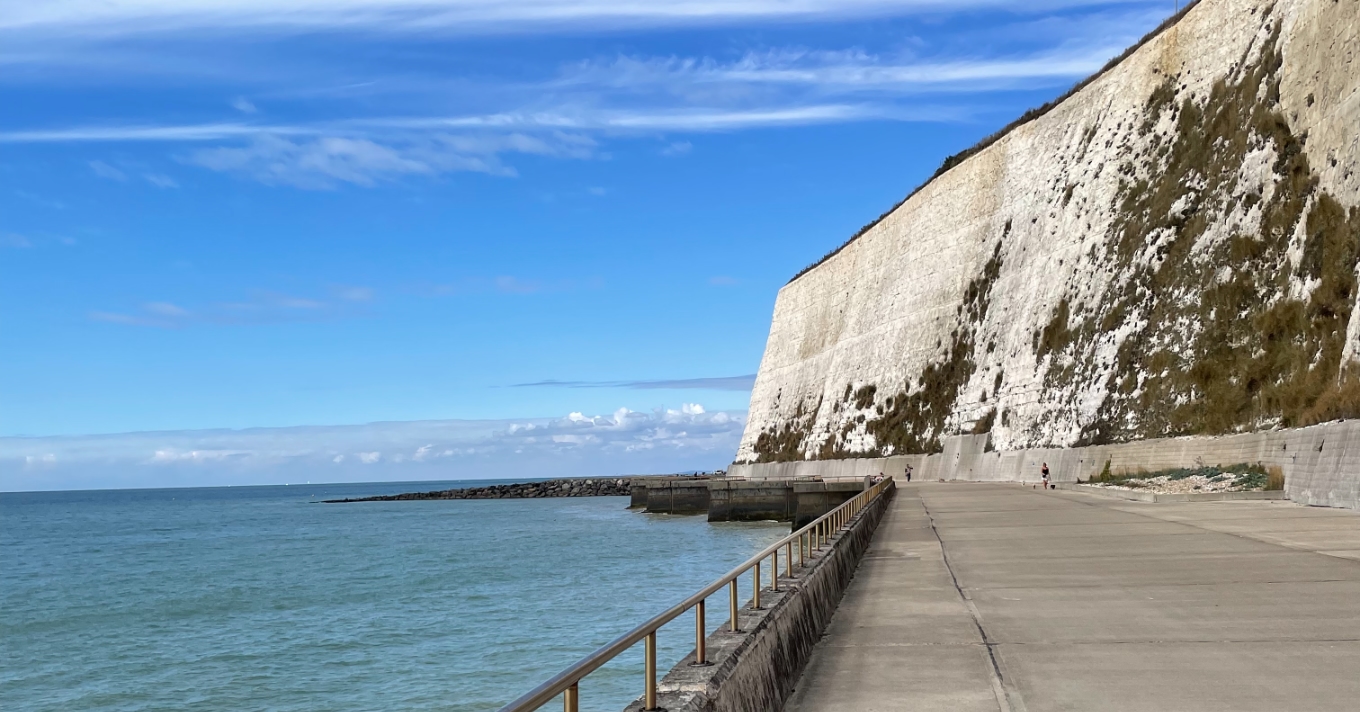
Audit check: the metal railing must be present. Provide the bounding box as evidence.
[497,477,896,712]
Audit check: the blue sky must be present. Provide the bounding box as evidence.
[0,0,1178,489]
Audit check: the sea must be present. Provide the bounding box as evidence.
[1,480,788,712]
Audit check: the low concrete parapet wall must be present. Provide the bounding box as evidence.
[791,481,864,530]
[707,480,796,522]
[729,420,1360,510]
[630,484,650,509]
[644,479,712,515]
[624,482,896,712]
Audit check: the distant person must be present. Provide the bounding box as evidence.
[873,472,885,484]
[1041,462,1051,490]
[904,464,913,482]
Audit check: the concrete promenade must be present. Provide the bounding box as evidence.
[785,483,1360,712]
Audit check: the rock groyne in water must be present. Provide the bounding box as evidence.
[323,477,635,503]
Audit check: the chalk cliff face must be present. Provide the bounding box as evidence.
[736,0,1360,464]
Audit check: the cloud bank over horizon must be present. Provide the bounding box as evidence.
[1,404,745,492]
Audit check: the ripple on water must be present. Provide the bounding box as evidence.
[1,482,786,712]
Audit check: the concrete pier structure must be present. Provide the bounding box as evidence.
[642,479,711,515]
[631,477,869,526]
[707,480,797,522]
[629,483,649,509]
[791,481,865,529]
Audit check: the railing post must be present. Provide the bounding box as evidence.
[694,600,707,665]
[753,562,762,609]
[799,532,805,566]
[786,540,793,577]
[644,631,657,710]
[771,552,778,592]
[564,682,578,712]
[729,579,739,632]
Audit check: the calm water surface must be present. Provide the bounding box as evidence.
[1,481,786,711]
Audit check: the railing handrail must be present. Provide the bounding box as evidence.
[497,477,895,712]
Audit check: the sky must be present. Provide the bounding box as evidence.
[0,0,1181,490]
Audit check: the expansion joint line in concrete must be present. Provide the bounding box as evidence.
[920,496,1025,712]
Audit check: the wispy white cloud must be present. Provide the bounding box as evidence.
[180,132,602,188]
[87,159,180,188]
[143,301,189,317]
[143,172,179,188]
[493,276,546,294]
[89,310,174,328]
[188,135,452,188]
[513,375,757,391]
[4,232,77,249]
[0,1,1132,37]
[0,406,748,490]
[422,275,601,297]
[89,159,127,180]
[0,3,1157,190]
[333,285,374,302]
[0,123,312,143]
[0,42,1112,150]
[559,46,1120,94]
[3,233,33,248]
[13,191,67,209]
[661,140,692,156]
[0,105,909,148]
[91,287,375,327]
[151,448,249,462]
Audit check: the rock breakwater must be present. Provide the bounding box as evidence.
[322,478,634,503]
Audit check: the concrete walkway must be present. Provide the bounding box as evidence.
[784,483,1360,712]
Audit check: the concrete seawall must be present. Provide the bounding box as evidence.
[707,480,796,522]
[730,420,1360,510]
[644,479,712,515]
[624,482,896,712]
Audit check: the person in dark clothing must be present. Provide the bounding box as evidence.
[904,464,913,482]
[1041,462,1051,489]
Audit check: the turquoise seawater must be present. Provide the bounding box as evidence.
[1,481,786,711]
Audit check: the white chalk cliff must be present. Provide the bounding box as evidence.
[737,0,1360,463]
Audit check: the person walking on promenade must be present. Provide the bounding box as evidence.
[1041,462,1051,490]
[904,464,913,483]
